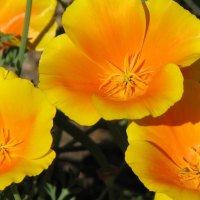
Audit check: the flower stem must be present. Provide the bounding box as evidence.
[17,0,32,74]
[37,127,62,200]
[104,120,128,152]
[54,111,111,171]
[10,184,21,200]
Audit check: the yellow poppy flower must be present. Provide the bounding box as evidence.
[0,67,56,190]
[0,0,57,50]
[126,80,200,200]
[39,0,200,125]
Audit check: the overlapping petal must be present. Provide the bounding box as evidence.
[62,0,146,67]
[0,150,55,189]
[93,64,183,120]
[39,0,200,125]
[0,69,56,190]
[0,0,57,50]
[0,67,17,80]
[141,0,200,67]
[39,34,101,125]
[125,80,200,200]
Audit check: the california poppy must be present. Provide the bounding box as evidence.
[0,0,57,50]
[39,0,200,125]
[0,67,56,190]
[126,80,200,200]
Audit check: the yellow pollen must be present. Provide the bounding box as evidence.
[99,54,154,100]
[179,146,200,190]
[0,129,22,165]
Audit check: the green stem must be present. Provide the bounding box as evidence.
[96,188,108,200]
[10,185,21,200]
[17,0,32,74]
[37,127,62,200]
[54,111,111,171]
[57,121,101,150]
[104,121,128,152]
[106,177,115,200]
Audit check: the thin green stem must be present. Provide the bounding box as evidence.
[37,127,62,200]
[10,185,21,200]
[2,189,13,200]
[17,0,32,74]
[106,177,115,200]
[57,121,101,151]
[104,121,128,152]
[96,188,108,200]
[54,111,111,171]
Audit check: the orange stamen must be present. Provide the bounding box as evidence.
[179,146,200,190]
[0,129,23,165]
[99,53,154,100]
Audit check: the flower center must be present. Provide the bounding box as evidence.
[0,129,22,165]
[179,145,200,190]
[99,54,154,101]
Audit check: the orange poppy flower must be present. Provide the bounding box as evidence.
[0,67,56,190]
[0,0,57,50]
[126,80,200,200]
[39,0,200,126]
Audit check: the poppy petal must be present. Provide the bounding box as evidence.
[39,34,101,125]
[141,0,200,67]
[93,63,183,120]
[62,0,146,67]
[126,81,200,200]
[0,0,57,49]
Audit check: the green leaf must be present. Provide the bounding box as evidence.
[45,183,56,200]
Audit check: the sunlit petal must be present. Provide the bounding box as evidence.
[39,0,200,125]
[141,0,200,67]
[0,77,56,190]
[93,64,183,120]
[39,34,100,125]
[62,0,146,67]
[126,81,200,200]
[0,0,57,49]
